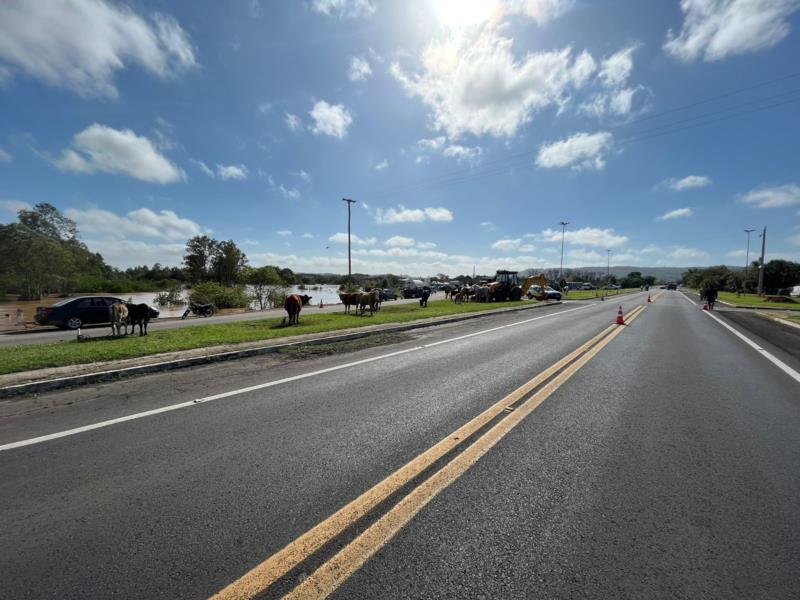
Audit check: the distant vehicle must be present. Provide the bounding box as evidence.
[527,285,562,301]
[565,281,585,290]
[790,285,800,297]
[381,288,398,301]
[400,278,426,298]
[581,282,596,290]
[666,282,677,290]
[34,296,159,329]
[604,284,621,290]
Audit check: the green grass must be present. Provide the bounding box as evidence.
[561,287,640,300]
[0,299,549,375]
[717,291,800,310]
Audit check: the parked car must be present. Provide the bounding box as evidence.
[34,296,159,329]
[604,284,621,290]
[527,285,562,301]
[581,283,596,290]
[381,288,398,301]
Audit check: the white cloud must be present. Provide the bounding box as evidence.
[658,207,694,220]
[533,226,628,247]
[0,1,196,98]
[309,100,353,138]
[598,46,636,87]
[417,137,446,152]
[216,163,248,180]
[536,131,613,170]
[726,249,748,257]
[375,205,454,224]
[276,230,292,236]
[312,0,376,19]
[443,144,483,164]
[519,243,536,252]
[739,183,800,208]
[492,238,522,252]
[417,241,437,249]
[258,101,272,113]
[65,207,204,241]
[293,169,311,183]
[503,0,575,25]
[279,185,301,199]
[0,199,31,217]
[664,0,800,62]
[191,159,215,178]
[286,113,302,131]
[375,159,389,171]
[668,247,708,260]
[301,232,315,239]
[0,148,12,162]
[480,221,497,231]
[349,56,372,81]
[53,123,184,183]
[83,239,187,269]
[665,174,713,190]
[391,25,598,138]
[329,232,377,245]
[385,235,415,247]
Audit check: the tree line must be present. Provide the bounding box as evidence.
[682,261,800,294]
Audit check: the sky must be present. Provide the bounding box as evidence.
[1,0,799,276]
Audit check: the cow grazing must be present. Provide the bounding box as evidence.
[357,289,381,316]
[284,294,312,325]
[126,303,151,336]
[109,302,129,336]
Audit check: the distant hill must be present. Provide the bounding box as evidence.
[520,266,744,282]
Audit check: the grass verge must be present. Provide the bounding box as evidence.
[718,291,800,310]
[0,299,549,375]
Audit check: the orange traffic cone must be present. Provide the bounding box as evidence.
[702,302,708,311]
[647,294,651,303]
[616,305,625,325]
[319,299,324,309]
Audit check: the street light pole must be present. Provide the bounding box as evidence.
[757,226,766,295]
[558,221,569,284]
[744,228,755,283]
[607,249,611,281]
[342,198,356,279]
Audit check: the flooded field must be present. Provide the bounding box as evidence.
[0,284,344,332]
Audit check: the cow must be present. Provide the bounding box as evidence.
[109,302,129,336]
[284,294,312,325]
[338,292,360,314]
[357,289,381,316]
[126,303,151,336]
[474,285,490,303]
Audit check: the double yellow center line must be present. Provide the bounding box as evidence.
[212,304,647,600]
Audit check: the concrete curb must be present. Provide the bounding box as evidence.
[755,311,800,331]
[0,301,561,398]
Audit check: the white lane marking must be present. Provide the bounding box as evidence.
[679,292,800,384]
[1,303,611,452]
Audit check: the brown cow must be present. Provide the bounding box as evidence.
[284,294,312,325]
[338,292,360,314]
[109,302,129,336]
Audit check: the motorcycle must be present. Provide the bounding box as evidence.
[181,302,215,319]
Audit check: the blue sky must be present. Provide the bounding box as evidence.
[1,0,799,275]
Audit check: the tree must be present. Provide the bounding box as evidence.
[184,235,218,283]
[17,203,78,241]
[211,239,248,286]
[0,224,69,299]
[245,266,284,309]
[763,259,800,291]
[279,267,296,285]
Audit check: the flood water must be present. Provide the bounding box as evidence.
[0,284,344,332]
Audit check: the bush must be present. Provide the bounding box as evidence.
[266,287,289,309]
[189,282,250,308]
[153,285,186,307]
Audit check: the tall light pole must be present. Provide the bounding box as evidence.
[607,249,611,281]
[744,228,755,284]
[342,198,356,279]
[757,226,767,295]
[558,221,569,284]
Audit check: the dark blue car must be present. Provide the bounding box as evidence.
[34,296,159,329]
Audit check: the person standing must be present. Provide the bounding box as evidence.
[706,286,718,310]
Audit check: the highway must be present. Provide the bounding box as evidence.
[1,290,799,599]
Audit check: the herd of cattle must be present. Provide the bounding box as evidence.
[444,284,492,303]
[109,302,151,336]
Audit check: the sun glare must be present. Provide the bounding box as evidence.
[434,0,498,28]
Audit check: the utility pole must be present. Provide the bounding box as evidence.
[757,226,766,295]
[744,228,755,283]
[558,221,569,283]
[607,249,611,281]
[342,198,356,279]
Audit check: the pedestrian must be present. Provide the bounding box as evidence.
[419,286,431,308]
[706,286,718,310]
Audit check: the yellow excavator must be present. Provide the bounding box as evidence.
[488,271,548,301]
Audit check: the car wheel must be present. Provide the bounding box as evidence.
[66,317,82,330]
[203,308,213,317]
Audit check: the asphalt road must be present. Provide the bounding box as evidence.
[1,290,798,599]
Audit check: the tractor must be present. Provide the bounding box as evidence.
[488,270,548,301]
